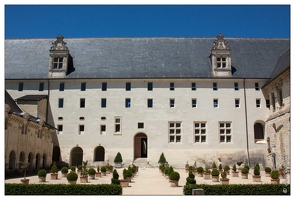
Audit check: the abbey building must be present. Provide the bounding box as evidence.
[5,34,290,170]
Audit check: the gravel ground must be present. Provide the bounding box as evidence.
[5,167,290,195]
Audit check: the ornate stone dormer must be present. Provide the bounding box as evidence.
[48,35,70,78]
[211,34,232,77]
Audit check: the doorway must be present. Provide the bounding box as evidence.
[134,133,148,159]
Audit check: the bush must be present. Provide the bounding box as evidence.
[244,165,250,170]
[168,166,174,175]
[77,165,82,170]
[212,162,217,169]
[111,169,120,185]
[255,163,260,170]
[237,161,243,166]
[66,172,78,181]
[50,163,58,174]
[114,152,123,163]
[265,167,272,173]
[158,152,167,166]
[61,167,69,174]
[123,169,132,179]
[37,169,47,177]
[186,172,196,185]
[107,165,114,172]
[271,170,279,179]
[88,168,96,175]
[101,166,107,172]
[241,167,249,174]
[211,169,219,176]
[70,166,76,171]
[196,167,204,173]
[169,171,180,181]
[224,165,230,172]
[5,184,122,195]
[183,184,290,195]
[188,166,194,172]
[221,171,227,179]
[254,167,260,176]
[232,164,237,172]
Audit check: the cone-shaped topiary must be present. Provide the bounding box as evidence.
[114,152,123,163]
[50,162,58,174]
[158,152,167,166]
[111,169,120,184]
[212,162,217,169]
[232,164,237,172]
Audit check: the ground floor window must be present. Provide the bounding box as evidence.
[169,121,181,143]
[219,122,232,143]
[194,122,206,143]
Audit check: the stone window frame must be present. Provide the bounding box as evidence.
[219,121,232,143]
[194,121,207,143]
[192,98,197,108]
[114,116,122,135]
[53,57,64,69]
[169,121,182,143]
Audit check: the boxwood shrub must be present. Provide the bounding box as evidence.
[183,184,290,195]
[5,184,122,195]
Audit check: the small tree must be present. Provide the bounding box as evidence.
[241,167,249,174]
[186,171,196,185]
[265,167,272,173]
[169,171,180,181]
[114,152,123,163]
[38,169,47,177]
[237,161,243,167]
[219,164,223,170]
[158,152,167,166]
[81,160,88,177]
[232,164,237,172]
[97,165,100,172]
[212,162,217,169]
[221,171,227,179]
[271,170,279,179]
[111,169,120,184]
[211,169,219,176]
[254,164,260,176]
[50,162,58,174]
[20,161,30,180]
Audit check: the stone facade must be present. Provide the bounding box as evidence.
[5,35,290,169]
[5,103,55,173]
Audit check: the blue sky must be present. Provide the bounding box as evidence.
[4,4,290,39]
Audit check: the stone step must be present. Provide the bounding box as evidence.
[133,158,154,168]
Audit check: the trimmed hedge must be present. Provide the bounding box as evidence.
[5,184,122,195]
[183,184,290,195]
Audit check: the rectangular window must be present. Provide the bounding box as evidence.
[191,82,196,91]
[59,82,65,91]
[57,125,63,133]
[147,99,153,108]
[219,122,232,143]
[115,117,121,134]
[235,99,240,108]
[278,89,283,106]
[213,82,218,91]
[256,98,261,108]
[213,99,218,108]
[125,98,131,108]
[194,122,206,143]
[100,125,106,135]
[80,98,85,108]
[217,57,226,68]
[147,82,153,91]
[266,99,270,108]
[18,82,23,91]
[58,98,64,108]
[170,98,175,108]
[39,82,44,91]
[255,83,259,90]
[138,122,144,129]
[192,99,197,108]
[271,93,276,111]
[101,98,107,108]
[170,82,174,91]
[79,125,84,134]
[169,122,181,143]
[53,57,63,69]
[81,82,86,91]
[102,82,107,91]
[234,82,239,90]
[126,82,131,91]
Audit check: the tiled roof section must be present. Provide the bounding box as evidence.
[5,90,23,113]
[16,95,48,101]
[5,37,290,79]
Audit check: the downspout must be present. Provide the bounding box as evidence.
[243,79,250,167]
[46,79,50,123]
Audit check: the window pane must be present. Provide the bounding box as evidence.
[226,129,231,134]
[201,129,206,134]
[226,123,231,128]
[220,136,225,142]
[126,82,131,91]
[148,82,153,91]
[80,125,84,131]
[39,82,44,91]
[220,123,224,128]
[170,82,174,91]
[176,123,181,127]
[125,99,131,108]
[115,124,120,132]
[148,99,153,108]
[192,83,196,90]
[115,118,120,123]
[169,129,174,134]
[101,125,106,132]
[176,129,181,134]
[58,63,63,69]
[59,83,64,91]
[201,136,206,142]
[195,123,199,128]
[81,82,86,91]
[195,129,200,134]
[170,136,174,142]
[201,123,206,128]
[176,136,181,142]
[195,136,200,142]
[226,136,231,142]
[102,82,107,91]
[101,99,106,108]
[170,123,174,128]
[220,129,225,134]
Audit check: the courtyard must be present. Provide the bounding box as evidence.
[4,166,290,195]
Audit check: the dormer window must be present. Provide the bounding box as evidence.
[53,57,64,69]
[217,57,227,68]
[211,34,232,77]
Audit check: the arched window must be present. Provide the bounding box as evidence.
[254,122,264,143]
[70,147,83,166]
[94,146,105,161]
[9,150,16,169]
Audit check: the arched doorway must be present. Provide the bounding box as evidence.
[52,146,61,163]
[35,153,40,169]
[19,152,25,169]
[9,150,16,169]
[70,146,83,167]
[254,122,264,143]
[42,154,47,169]
[134,133,148,159]
[94,146,105,161]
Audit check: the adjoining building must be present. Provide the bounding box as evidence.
[5,34,290,169]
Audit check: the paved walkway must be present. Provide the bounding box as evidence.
[5,167,290,195]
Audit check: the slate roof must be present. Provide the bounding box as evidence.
[5,90,23,113]
[16,95,48,101]
[5,37,290,79]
